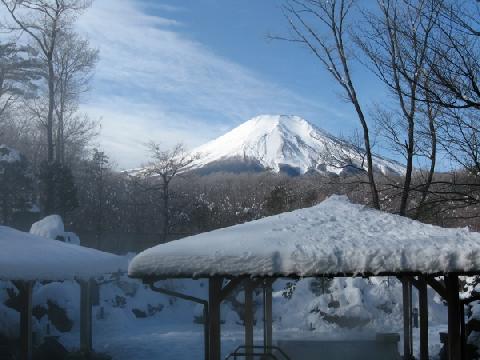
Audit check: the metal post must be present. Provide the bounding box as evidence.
[418,276,429,360]
[402,277,413,360]
[263,280,273,354]
[209,277,222,360]
[19,281,33,360]
[446,274,461,360]
[244,281,254,360]
[80,279,93,352]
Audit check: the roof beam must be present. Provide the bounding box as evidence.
[426,277,447,300]
[219,278,243,301]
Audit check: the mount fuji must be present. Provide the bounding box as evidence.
[187,115,405,176]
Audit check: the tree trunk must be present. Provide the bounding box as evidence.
[400,118,415,216]
[45,55,55,214]
[351,97,380,210]
[163,180,169,242]
[414,106,436,220]
[342,50,380,210]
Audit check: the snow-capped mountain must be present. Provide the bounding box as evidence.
[188,115,405,176]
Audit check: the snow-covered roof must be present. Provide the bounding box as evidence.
[0,226,127,281]
[129,196,480,279]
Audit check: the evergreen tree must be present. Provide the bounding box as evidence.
[264,185,290,215]
[0,145,32,225]
[39,161,78,217]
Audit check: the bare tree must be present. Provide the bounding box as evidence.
[0,0,92,213]
[141,143,197,241]
[0,43,40,123]
[276,0,380,209]
[423,1,480,179]
[54,31,99,164]
[422,0,480,110]
[356,0,441,216]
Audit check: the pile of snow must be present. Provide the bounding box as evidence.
[0,226,126,281]
[30,215,80,245]
[187,115,405,176]
[30,215,65,240]
[0,145,21,163]
[129,195,480,279]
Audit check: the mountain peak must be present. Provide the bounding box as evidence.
[245,114,306,126]
[240,114,318,136]
[188,115,405,176]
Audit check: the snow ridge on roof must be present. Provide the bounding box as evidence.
[129,195,480,279]
[0,226,127,281]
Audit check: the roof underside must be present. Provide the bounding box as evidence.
[128,196,480,279]
[0,226,126,281]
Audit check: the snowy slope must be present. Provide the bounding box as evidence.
[188,115,405,176]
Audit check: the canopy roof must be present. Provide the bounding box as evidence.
[0,226,126,281]
[129,196,480,279]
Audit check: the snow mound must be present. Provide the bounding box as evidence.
[129,195,480,278]
[0,145,21,163]
[0,226,127,280]
[187,115,405,176]
[30,215,65,240]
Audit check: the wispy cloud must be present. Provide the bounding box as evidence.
[77,0,339,169]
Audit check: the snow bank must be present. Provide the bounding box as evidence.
[129,195,480,279]
[30,215,65,240]
[0,226,127,280]
[0,145,21,163]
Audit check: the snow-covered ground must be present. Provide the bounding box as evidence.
[0,273,453,359]
[4,208,478,359]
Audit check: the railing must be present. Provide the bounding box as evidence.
[225,345,291,360]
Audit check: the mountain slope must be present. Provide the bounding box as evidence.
[188,115,405,176]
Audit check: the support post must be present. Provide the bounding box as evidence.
[418,276,429,360]
[446,274,461,360]
[19,281,33,360]
[402,277,413,360]
[80,279,93,353]
[460,298,466,360]
[209,277,222,360]
[263,279,273,354]
[244,281,254,360]
[203,304,210,360]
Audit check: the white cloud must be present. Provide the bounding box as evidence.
[77,0,339,168]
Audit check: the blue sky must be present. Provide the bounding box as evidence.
[77,0,389,169]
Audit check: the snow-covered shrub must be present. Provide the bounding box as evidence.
[30,215,65,240]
